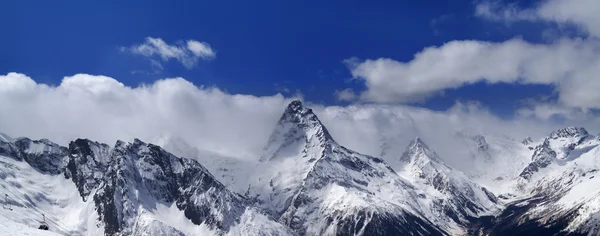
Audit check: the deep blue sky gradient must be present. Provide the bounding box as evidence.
[0,0,553,117]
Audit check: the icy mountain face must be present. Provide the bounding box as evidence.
[1,135,294,236]
[70,139,278,235]
[277,144,447,236]
[518,127,593,183]
[0,134,68,174]
[250,101,456,235]
[481,127,600,235]
[397,138,500,228]
[14,138,69,175]
[260,100,332,162]
[249,100,334,214]
[65,139,111,201]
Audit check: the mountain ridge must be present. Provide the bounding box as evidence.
[2,102,600,235]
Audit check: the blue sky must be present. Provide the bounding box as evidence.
[1,0,596,118]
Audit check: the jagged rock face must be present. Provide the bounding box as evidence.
[549,127,589,139]
[278,142,446,236]
[0,137,22,161]
[250,101,335,214]
[253,101,451,235]
[519,127,594,181]
[65,139,111,201]
[0,133,292,236]
[490,127,600,235]
[0,135,68,174]
[175,158,246,230]
[260,100,332,162]
[86,139,248,235]
[519,139,556,180]
[14,138,68,174]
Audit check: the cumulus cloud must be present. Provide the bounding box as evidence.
[346,37,600,109]
[342,0,600,111]
[333,88,357,102]
[122,37,215,70]
[0,73,290,159]
[1,73,598,170]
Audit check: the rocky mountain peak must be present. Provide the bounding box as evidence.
[400,137,442,164]
[260,100,333,161]
[549,127,589,139]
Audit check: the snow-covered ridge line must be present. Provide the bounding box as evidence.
[3,101,600,236]
[0,133,294,236]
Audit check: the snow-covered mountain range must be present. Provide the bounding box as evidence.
[1,100,600,235]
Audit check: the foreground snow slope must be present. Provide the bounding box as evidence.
[0,214,63,236]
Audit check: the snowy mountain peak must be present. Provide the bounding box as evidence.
[519,127,597,181]
[397,137,501,230]
[284,100,305,114]
[260,100,333,161]
[549,126,589,139]
[400,137,442,164]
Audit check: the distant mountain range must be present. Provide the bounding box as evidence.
[1,101,599,235]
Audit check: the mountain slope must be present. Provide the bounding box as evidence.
[1,134,294,236]
[480,127,600,235]
[397,138,500,230]
[248,101,465,235]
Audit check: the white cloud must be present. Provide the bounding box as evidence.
[122,37,215,70]
[346,38,600,109]
[186,40,215,59]
[476,0,600,38]
[333,88,357,102]
[474,2,537,23]
[2,72,592,170]
[0,73,291,159]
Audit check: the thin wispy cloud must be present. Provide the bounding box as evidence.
[121,37,216,72]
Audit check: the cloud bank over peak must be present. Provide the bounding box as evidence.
[3,72,598,168]
[0,73,293,158]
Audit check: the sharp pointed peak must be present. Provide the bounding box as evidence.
[261,100,333,161]
[283,100,312,117]
[408,137,429,149]
[286,100,304,110]
[401,137,442,163]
